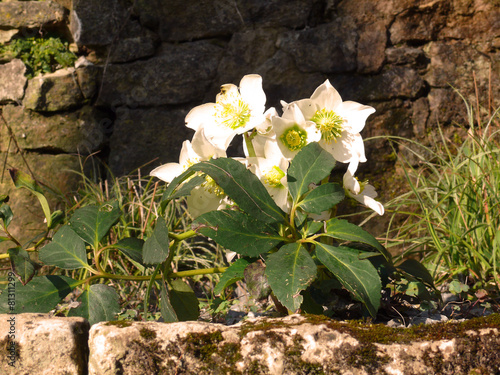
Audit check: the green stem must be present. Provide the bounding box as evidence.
[169,230,197,241]
[244,132,257,158]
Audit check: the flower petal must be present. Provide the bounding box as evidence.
[150,163,184,183]
[340,101,376,133]
[239,74,266,112]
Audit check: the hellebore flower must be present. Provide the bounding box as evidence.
[294,80,375,163]
[150,129,226,183]
[185,74,266,150]
[246,140,290,212]
[272,102,321,160]
[343,161,384,215]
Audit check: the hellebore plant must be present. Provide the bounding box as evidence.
[0,75,432,324]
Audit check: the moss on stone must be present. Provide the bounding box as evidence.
[104,320,132,328]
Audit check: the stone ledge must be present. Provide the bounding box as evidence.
[0,313,498,374]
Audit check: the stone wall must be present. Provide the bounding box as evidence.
[0,0,499,246]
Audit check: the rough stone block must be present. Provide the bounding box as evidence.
[0,1,67,29]
[23,68,84,112]
[70,0,129,46]
[277,20,358,74]
[0,105,108,154]
[0,59,27,104]
[0,153,84,251]
[0,313,89,375]
[96,41,224,107]
[108,106,193,176]
[88,314,500,375]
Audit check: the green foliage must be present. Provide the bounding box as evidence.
[383,94,500,296]
[0,35,77,78]
[0,142,412,323]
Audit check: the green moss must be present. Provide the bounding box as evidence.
[139,327,157,341]
[105,320,132,328]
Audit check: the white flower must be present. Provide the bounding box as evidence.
[150,129,225,183]
[247,140,290,212]
[294,80,375,163]
[186,185,226,218]
[272,102,321,160]
[185,74,266,150]
[343,161,384,215]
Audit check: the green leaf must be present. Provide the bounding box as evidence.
[39,225,89,270]
[214,258,253,295]
[396,259,435,287]
[168,279,200,321]
[143,217,170,265]
[265,242,317,312]
[68,284,120,325]
[287,142,336,202]
[48,210,65,230]
[8,247,38,285]
[324,218,390,259]
[0,204,14,228]
[297,183,345,214]
[68,201,121,249]
[160,281,178,322]
[315,242,381,317]
[189,158,286,224]
[0,275,79,314]
[169,175,205,200]
[303,220,324,237]
[9,168,52,228]
[193,210,283,257]
[114,237,144,264]
[0,194,8,204]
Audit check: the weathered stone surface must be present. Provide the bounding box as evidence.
[88,314,500,375]
[0,152,84,251]
[75,64,100,100]
[146,0,313,42]
[0,313,88,375]
[277,20,358,74]
[386,46,428,69]
[107,33,158,63]
[332,66,426,102]
[23,68,85,112]
[390,0,450,45]
[96,41,224,107]
[0,59,26,104]
[108,106,193,175]
[0,29,18,44]
[70,0,129,46]
[0,1,67,29]
[0,105,108,154]
[427,87,469,126]
[357,20,387,74]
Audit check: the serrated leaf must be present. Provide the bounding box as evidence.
[9,168,53,228]
[193,210,283,257]
[297,183,345,214]
[315,242,381,317]
[169,175,205,200]
[168,279,200,321]
[8,247,38,285]
[114,237,144,264]
[325,218,390,259]
[265,242,317,312]
[68,201,121,249]
[214,258,253,295]
[396,259,435,287]
[0,204,13,228]
[68,284,120,325]
[143,217,170,265]
[303,220,324,237]
[39,225,89,270]
[287,142,336,202]
[0,275,79,314]
[160,281,178,322]
[189,158,286,224]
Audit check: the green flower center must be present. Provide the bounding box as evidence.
[280,125,307,151]
[264,166,286,188]
[215,88,251,130]
[311,109,344,143]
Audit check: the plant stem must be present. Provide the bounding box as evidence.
[169,230,197,241]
